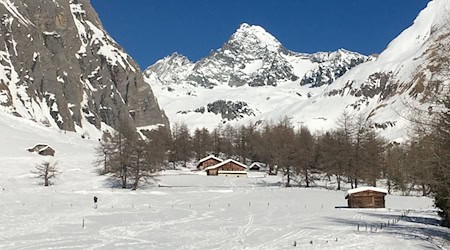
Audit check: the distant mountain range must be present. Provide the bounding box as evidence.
[0,0,448,142]
[144,0,450,141]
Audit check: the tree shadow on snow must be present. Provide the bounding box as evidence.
[100,175,163,190]
[358,211,442,227]
[326,212,450,248]
[252,180,283,187]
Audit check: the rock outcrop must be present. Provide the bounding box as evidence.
[0,0,168,136]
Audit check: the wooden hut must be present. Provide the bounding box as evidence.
[345,187,388,208]
[249,162,267,171]
[204,159,248,177]
[196,155,223,170]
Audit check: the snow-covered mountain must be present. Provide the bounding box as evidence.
[145,23,367,89]
[0,0,168,138]
[145,0,450,141]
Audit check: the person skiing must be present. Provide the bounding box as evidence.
[93,196,98,209]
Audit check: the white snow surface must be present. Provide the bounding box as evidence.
[0,112,449,249]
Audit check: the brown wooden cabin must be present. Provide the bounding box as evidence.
[196,155,223,170]
[204,159,248,177]
[345,187,388,208]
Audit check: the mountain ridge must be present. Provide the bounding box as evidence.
[144,0,450,141]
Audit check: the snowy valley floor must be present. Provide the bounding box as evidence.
[0,179,448,250]
[0,113,449,249]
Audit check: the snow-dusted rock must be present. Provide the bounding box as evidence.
[0,0,168,137]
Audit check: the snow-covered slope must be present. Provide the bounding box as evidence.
[145,0,449,141]
[144,24,367,132]
[1,112,448,249]
[308,0,450,140]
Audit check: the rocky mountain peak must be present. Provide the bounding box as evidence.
[225,23,283,53]
[145,52,194,85]
[300,49,369,87]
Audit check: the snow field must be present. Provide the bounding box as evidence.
[0,182,446,250]
[0,113,449,249]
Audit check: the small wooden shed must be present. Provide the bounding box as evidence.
[204,159,248,177]
[196,155,223,170]
[345,187,388,208]
[27,144,56,156]
[249,162,268,172]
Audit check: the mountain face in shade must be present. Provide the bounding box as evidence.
[0,0,168,137]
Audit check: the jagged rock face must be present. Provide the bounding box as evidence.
[178,100,255,121]
[0,0,168,136]
[144,52,194,86]
[145,23,368,89]
[300,50,370,87]
[188,23,299,87]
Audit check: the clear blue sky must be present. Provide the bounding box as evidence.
[90,0,430,70]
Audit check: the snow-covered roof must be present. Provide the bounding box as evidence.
[203,159,248,171]
[346,187,388,196]
[249,162,265,167]
[197,155,223,165]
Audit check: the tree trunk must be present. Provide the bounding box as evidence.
[387,179,391,194]
[422,184,428,196]
[286,166,291,187]
[337,175,341,190]
[44,169,49,186]
[104,153,107,173]
[121,165,127,188]
[305,169,310,187]
[131,177,139,191]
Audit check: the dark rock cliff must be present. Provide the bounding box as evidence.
[0,0,168,135]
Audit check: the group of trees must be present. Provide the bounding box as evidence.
[395,97,450,227]
[93,101,449,226]
[97,110,433,195]
[168,114,385,189]
[379,97,450,227]
[95,124,168,190]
